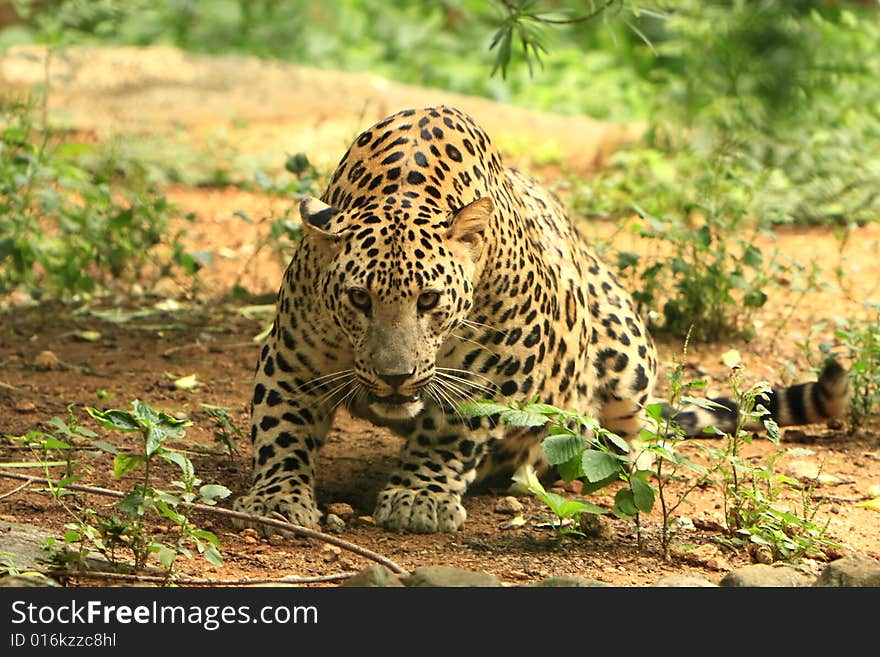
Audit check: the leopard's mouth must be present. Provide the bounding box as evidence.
[370,392,422,405]
[368,390,424,419]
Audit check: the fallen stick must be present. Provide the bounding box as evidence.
[0,471,407,575]
[46,570,354,586]
[0,479,32,501]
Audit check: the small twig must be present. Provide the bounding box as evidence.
[0,380,22,392]
[49,570,354,586]
[0,479,33,501]
[812,494,869,504]
[163,341,257,357]
[0,471,407,575]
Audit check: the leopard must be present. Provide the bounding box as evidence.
[232,105,850,534]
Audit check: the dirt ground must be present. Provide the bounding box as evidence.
[1,47,879,587]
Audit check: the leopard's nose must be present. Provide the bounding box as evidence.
[377,370,415,390]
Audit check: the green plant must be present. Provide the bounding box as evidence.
[591,144,792,341]
[0,97,199,300]
[459,399,655,539]
[5,402,230,577]
[636,359,726,558]
[85,401,229,572]
[830,302,880,431]
[701,369,840,561]
[201,403,243,459]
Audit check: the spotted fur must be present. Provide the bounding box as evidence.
[232,106,849,534]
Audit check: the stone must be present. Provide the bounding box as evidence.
[532,576,608,587]
[404,565,502,587]
[324,513,346,534]
[720,563,813,587]
[321,544,342,562]
[814,554,880,587]
[33,350,60,370]
[0,574,55,587]
[340,565,405,587]
[579,513,614,539]
[326,502,355,518]
[494,496,524,515]
[653,574,718,587]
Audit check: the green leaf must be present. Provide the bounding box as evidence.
[613,488,638,519]
[580,472,619,494]
[155,499,185,523]
[38,435,72,450]
[556,454,585,482]
[600,431,630,454]
[113,453,146,479]
[87,407,140,432]
[157,545,177,569]
[117,490,147,517]
[161,450,193,478]
[500,409,549,427]
[581,450,620,482]
[541,433,585,466]
[190,528,221,545]
[630,476,655,513]
[199,484,232,504]
[457,400,509,417]
[202,543,223,566]
[90,440,119,454]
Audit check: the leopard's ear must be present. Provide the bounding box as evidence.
[300,197,343,242]
[447,197,493,259]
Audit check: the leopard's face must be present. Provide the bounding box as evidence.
[300,195,493,419]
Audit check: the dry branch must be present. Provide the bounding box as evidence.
[50,570,354,586]
[0,470,407,575]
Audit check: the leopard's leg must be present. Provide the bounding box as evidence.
[232,329,340,535]
[374,407,502,533]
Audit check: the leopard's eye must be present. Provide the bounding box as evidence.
[347,288,372,313]
[417,291,441,312]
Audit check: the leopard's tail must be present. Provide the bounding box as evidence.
[667,359,850,437]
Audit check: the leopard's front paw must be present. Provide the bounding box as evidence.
[374,487,466,533]
[232,487,321,537]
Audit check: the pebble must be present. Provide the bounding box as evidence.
[326,502,355,518]
[579,513,613,539]
[494,496,524,515]
[324,513,346,534]
[33,350,60,370]
[706,557,733,571]
[321,544,341,562]
[268,534,286,546]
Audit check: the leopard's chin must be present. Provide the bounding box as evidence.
[369,392,424,419]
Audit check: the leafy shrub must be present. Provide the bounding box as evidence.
[0,97,197,300]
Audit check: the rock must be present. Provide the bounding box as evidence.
[326,502,355,518]
[720,564,813,587]
[579,513,614,539]
[321,544,342,562]
[324,513,346,533]
[706,557,734,572]
[532,576,608,587]
[268,534,286,546]
[33,350,60,370]
[494,496,524,515]
[340,565,405,588]
[814,554,880,587]
[653,574,718,587]
[0,574,56,587]
[404,565,502,587]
